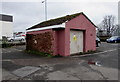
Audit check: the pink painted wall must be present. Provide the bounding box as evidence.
[65,14,96,55]
[52,30,58,55]
[64,28,70,56]
[57,30,66,56]
[52,29,66,56]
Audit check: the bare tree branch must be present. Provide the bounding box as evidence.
[101,15,115,36]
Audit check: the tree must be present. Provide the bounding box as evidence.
[96,24,104,36]
[112,25,120,36]
[102,15,115,36]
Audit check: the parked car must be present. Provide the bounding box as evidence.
[106,36,120,43]
[96,37,101,47]
[7,36,25,42]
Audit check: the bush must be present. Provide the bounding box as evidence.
[2,42,12,48]
[2,36,8,42]
[25,50,64,58]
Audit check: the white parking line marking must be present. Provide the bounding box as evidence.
[72,48,119,58]
[1,60,12,62]
[2,48,23,53]
[2,52,7,53]
[13,48,23,51]
[93,49,118,55]
[2,50,11,53]
[110,44,119,46]
[2,49,6,51]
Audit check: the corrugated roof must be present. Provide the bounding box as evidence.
[27,12,82,30]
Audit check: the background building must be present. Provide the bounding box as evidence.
[0,14,13,39]
[118,1,120,36]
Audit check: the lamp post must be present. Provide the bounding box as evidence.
[42,0,47,21]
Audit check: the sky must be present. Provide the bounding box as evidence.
[0,0,119,32]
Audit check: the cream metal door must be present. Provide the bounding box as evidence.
[70,30,83,54]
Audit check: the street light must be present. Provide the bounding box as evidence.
[42,0,47,21]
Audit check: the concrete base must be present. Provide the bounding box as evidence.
[12,66,40,78]
[2,69,18,80]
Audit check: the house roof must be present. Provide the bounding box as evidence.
[27,12,96,30]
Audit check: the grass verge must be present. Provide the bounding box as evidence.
[25,50,53,57]
[25,50,64,58]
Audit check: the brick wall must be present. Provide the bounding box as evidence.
[26,31,54,55]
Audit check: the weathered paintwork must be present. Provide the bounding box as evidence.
[27,13,96,56]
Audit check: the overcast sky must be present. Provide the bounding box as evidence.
[0,0,119,32]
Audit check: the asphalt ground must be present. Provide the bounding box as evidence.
[2,42,119,70]
[1,42,119,80]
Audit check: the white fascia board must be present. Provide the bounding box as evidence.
[27,23,65,32]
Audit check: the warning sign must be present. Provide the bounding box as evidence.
[73,35,77,41]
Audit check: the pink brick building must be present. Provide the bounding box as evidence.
[26,12,96,56]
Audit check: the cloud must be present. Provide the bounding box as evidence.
[118,1,120,25]
[2,2,45,31]
[1,1,118,32]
